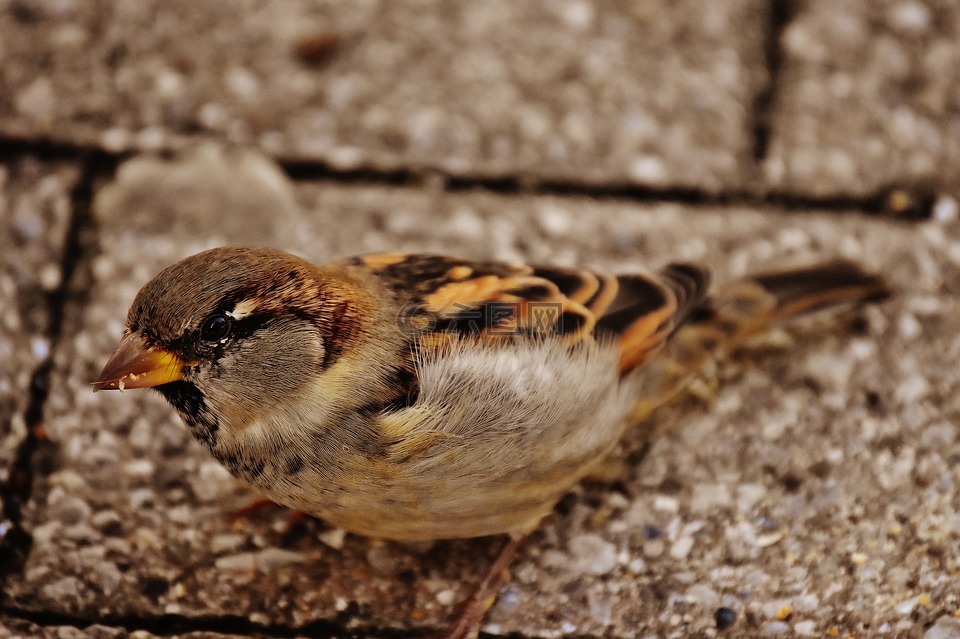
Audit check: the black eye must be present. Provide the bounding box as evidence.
[200,314,232,342]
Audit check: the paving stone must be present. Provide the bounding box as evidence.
[0,0,768,192]
[0,157,75,506]
[765,0,960,198]
[4,146,958,636]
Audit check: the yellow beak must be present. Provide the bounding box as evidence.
[93,333,189,392]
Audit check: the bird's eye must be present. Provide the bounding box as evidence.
[200,314,232,342]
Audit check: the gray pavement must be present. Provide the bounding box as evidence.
[1,2,959,639]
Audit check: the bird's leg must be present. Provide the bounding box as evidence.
[439,533,529,639]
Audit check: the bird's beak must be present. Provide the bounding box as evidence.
[93,332,189,392]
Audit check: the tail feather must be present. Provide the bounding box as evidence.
[628,259,889,424]
[751,259,890,320]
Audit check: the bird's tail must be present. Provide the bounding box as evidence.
[628,259,890,423]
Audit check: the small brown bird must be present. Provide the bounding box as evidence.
[94,247,888,638]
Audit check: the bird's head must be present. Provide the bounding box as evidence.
[94,246,365,445]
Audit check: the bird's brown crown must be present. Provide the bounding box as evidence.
[128,246,323,348]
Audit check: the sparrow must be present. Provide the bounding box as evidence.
[93,247,888,638]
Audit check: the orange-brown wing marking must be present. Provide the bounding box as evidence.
[347,254,710,373]
[347,254,598,342]
[594,263,711,374]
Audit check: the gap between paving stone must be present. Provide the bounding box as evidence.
[0,135,944,220]
[749,0,797,163]
[0,154,111,602]
[1,607,386,639]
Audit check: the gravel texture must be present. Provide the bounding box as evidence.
[0,158,75,509]
[2,147,958,637]
[3,3,960,638]
[0,0,767,192]
[0,614,253,639]
[766,0,960,198]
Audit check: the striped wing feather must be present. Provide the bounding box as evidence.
[349,253,711,374]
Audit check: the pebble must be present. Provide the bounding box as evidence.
[687,583,720,608]
[41,576,82,603]
[669,536,694,560]
[925,616,960,639]
[886,0,932,34]
[257,548,306,570]
[90,510,123,536]
[760,621,790,636]
[318,527,347,550]
[691,483,732,513]
[49,493,92,526]
[215,552,257,571]
[737,483,767,512]
[96,561,123,596]
[84,625,128,639]
[567,534,618,575]
[895,595,921,615]
[653,495,679,513]
[210,533,247,554]
[128,488,156,510]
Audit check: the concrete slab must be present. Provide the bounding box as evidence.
[0,157,75,507]
[765,0,960,198]
[5,147,958,636]
[0,0,768,192]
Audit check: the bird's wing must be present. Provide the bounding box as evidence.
[341,253,710,375]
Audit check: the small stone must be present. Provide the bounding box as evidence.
[123,458,156,479]
[90,510,123,536]
[96,562,123,596]
[318,527,347,550]
[932,197,959,224]
[896,595,921,615]
[41,576,82,603]
[793,594,820,613]
[924,616,960,639]
[629,155,668,183]
[567,534,618,575]
[257,548,306,569]
[687,584,720,607]
[643,539,665,558]
[536,202,573,236]
[653,495,679,513]
[16,77,55,123]
[38,263,61,290]
[691,483,732,513]
[128,488,156,510]
[794,620,817,636]
[670,536,694,560]
[886,0,931,34]
[50,494,92,526]
[761,621,789,636]
[715,606,736,630]
[737,484,767,512]
[83,625,127,639]
[210,533,247,554]
[215,552,256,571]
